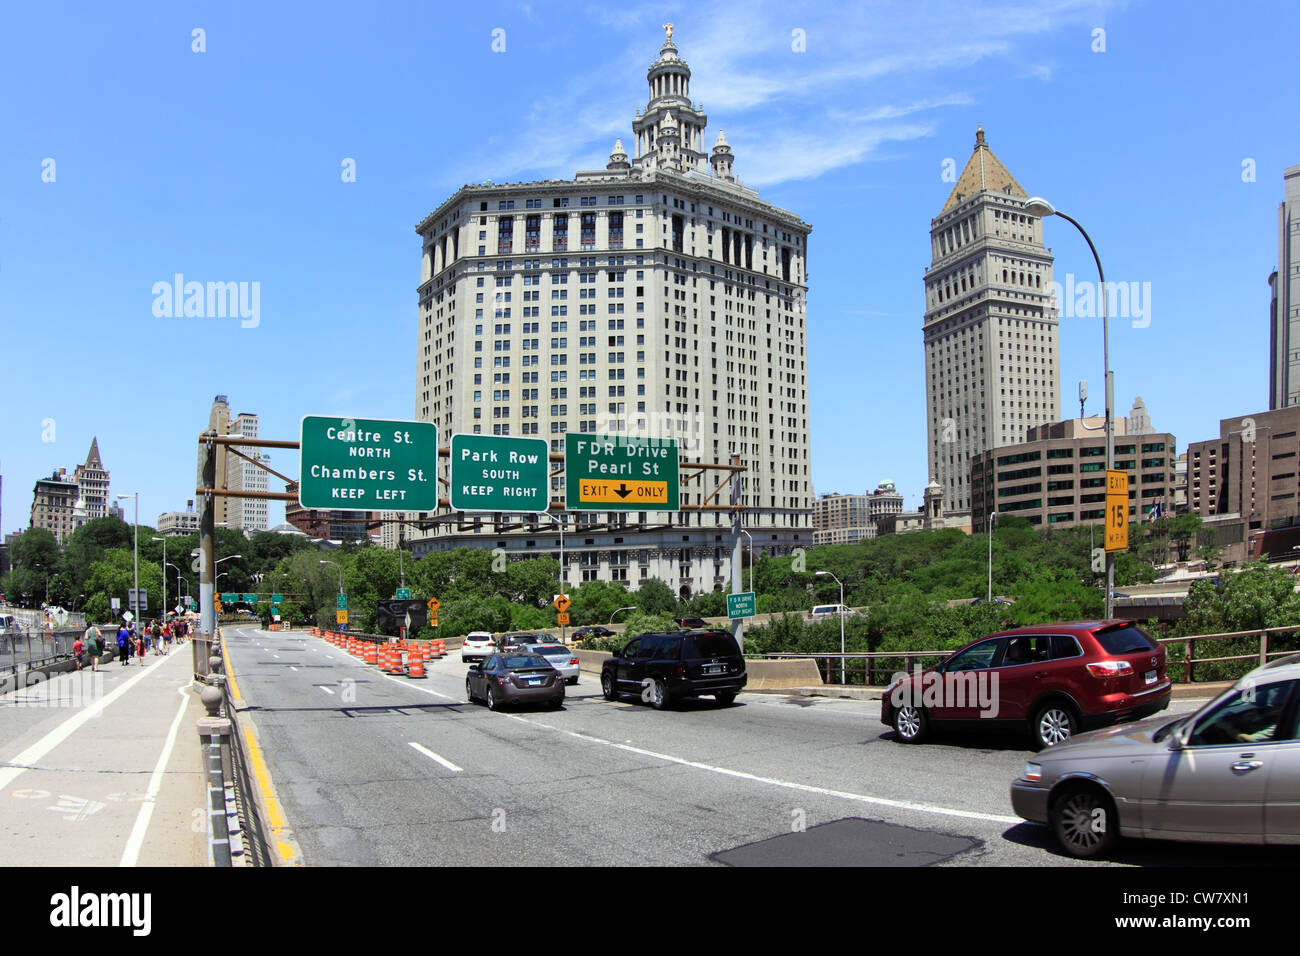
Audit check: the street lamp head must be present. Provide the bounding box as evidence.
[814,571,828,576]
[1023,197,1056,218]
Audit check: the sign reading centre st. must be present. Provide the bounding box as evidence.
[565,435,678,511]
[450,434,549,513]
[299,416,438,511]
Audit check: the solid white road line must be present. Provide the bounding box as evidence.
[498,712,1022,826]
[120,685,192,867]
[0,653,174,791]
[369,664,1019,827]
[408,742,463,772]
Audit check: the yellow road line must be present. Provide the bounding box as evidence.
[243,725,299,865]
[220,628,242,703]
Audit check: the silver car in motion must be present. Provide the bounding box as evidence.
[1011,653,1300,858]
[525,642,580,685]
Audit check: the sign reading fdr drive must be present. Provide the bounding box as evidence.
[299,416,438,512]
[565,434,679,511]
[450,434,550,513]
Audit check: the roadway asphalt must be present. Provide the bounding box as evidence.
[224,624,1293,867]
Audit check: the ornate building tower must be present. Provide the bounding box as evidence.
[631,26,709,175]
[923,127,1058,525]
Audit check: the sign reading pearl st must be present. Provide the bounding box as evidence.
[299,416,438,511]
[565,435,679,511]
[450,434,549,513]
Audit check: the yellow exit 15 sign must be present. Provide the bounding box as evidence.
[1105,470,1129,553]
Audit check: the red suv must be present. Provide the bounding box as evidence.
[880,621,1170,750]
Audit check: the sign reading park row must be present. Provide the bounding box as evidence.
[450,434,549,513]
[299,416,438,512]
[565,435,679,511]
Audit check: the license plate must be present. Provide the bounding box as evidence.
[528,678,543,685]
[1144,670,1157,685]
[705,665,724,675]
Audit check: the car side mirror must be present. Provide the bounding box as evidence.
[1169,723,1190,751]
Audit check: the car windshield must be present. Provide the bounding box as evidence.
[531,645,567,655]
[1093,625,1155,655]
[503,655,550,669]
[682,634,739,658]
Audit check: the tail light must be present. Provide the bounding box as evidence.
[569,658,579,665]
[1086,660,1134,678]
[676,664,685,677]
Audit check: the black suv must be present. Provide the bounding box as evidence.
[600,631,747,709]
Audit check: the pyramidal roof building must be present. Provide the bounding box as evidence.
[408,26,812,597]
[923,128,1059,527]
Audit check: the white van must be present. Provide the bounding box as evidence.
[810,604,856,620]
[0,613,17,637]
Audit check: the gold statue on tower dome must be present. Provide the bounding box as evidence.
[663,22,674,41]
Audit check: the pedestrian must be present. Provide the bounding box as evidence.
[162,621,171,655]
[152,619,162,656]
[117,624,130,665]
[73,634,85,671]
[84,623,102,672]
[135,628,145,663]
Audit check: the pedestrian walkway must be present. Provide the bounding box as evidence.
[0,647,208,866]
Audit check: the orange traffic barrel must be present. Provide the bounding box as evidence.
[408,648,426,678]
[421,642,432,663]
[364,641,378,665]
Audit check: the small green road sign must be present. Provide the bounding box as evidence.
[271,594,284,605]
[241,593,258,604]
[450,434,550,513]
[299,416,438,512]
[221,592,237,604]
[727,592,756,619]
[395,588,411,600]
[336,593,348,611]
[565,435,679,511]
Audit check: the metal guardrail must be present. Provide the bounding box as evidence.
[220,675,272,867]
[756,626,1300,686]
[0,628,86,678]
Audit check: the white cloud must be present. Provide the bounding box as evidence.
[437,0,1116,189]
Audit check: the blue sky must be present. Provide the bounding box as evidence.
[1,0,1296,535]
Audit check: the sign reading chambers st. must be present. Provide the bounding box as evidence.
[299,416,438,511]
[564,435,679,511]
[450,434,549,513]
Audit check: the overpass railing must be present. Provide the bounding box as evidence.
[756,625,1300,687]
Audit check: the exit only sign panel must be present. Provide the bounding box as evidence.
[565,435,679,511]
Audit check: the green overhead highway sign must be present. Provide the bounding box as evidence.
[221,592,237,604]
[450,434,549,513]
[395,588,411,600]
[241,593,257,604]
[271,594,284,605]
[299,416,438,512]
[727,592,756,620]
[564,435,679,511]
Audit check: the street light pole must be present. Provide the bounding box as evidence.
[1025,197,1114,618]
[319,560,344,594]
[815,570,845,684]
[739,528,754,594]
[987,511,998,603]
[117,493,139,623]
[610,605,636,625]
[541,513,566,642]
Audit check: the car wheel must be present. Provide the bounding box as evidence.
[1051,785,1117,859]
[893,705,928,743]
[601,670,618,701]
[549,697,563,710]
[1033,702,1078,750]
[465,677,475,703]
[715,692,736,706]
[650,678,671,711]
[486,686,501,711]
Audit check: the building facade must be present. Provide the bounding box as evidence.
[1187,407,1300,533]
[1270,165,1300,410]
[812,482,904,545]
[284,482,373,542]
[73,438,110,524]
[924,128,1059,528]
[970,417,1176,533]
[30,469,80,545]
[407,29,813,596]
[157,503,200,536]
[226,411,268,533]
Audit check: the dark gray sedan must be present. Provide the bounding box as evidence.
[1011,653,1300,858]
[466,653,565,711]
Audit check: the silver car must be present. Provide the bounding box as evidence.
[1011,653,1300,858]
[526,642,580,685]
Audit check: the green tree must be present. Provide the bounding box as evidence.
[1168,514,1203,563]
[10,527,60,605]
[635,577,677,616]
